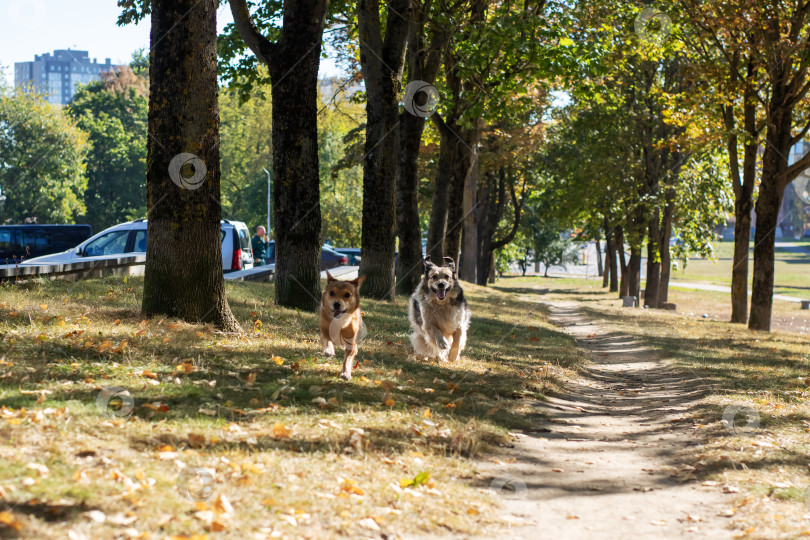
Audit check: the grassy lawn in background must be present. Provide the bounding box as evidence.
[502,275,810,537]
[669,240,810,298]
[0,275,581,539]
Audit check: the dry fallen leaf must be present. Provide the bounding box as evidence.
[273,422,291,438]
[0,511,23,531]
[212,494,234,516]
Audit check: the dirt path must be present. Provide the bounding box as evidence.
[469,300,739,539]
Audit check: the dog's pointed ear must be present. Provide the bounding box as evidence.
[352,274,366,289]
[326,271,336,283]
[423,257,435,275]
[442,257,456,274]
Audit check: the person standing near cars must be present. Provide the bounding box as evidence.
[251,226,270,266]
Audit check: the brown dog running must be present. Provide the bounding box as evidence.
[320,272,366,380]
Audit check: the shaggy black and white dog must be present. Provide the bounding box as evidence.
[408,257,471,361]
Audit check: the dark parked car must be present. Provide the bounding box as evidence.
[333,247,361,265]
[264,241,347,270]
[0,224,92,263]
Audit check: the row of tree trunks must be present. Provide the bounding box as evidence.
[475,167,523,285]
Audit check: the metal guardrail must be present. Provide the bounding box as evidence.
[0,255,280,283]
[0,254,147,282]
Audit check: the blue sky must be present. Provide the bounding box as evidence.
[0,0,342,85]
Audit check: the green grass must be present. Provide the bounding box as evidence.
[0,275,582,539]
[670,240,810,297]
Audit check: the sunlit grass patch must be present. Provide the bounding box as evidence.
[0,275,580,538]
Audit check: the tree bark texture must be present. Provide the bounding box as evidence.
[357,0,410,300]
[142,0,239,331]
[230,0,329,311]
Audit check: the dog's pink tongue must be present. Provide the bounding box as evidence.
[436,289,446,300]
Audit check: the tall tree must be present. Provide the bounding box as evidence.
[0,85,88,224]
[679,0,763,324]
[118,0,240,330]
[356,0,410,300]
[747,2,810,331]
[69,65,148,232]
[395,0,447,295]
[225,0,330,311]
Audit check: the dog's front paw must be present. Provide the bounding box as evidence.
[437,336,449,350]
[339,370,352,381]
[323,343,335,357]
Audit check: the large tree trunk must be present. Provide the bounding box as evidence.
[142,0,239,331]
[426,122,460,262]
[444,140,472,263]
[270,20,325,310]
[750,81,792,331]
[749,178,785,331]
[396,110,427,295]
[357,0,410,300]
[395,1,444,295]
[230,0,328,311]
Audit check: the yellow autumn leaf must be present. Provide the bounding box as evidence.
[273,422,291,438]
[0,510,23,531]
[272,356,284,366]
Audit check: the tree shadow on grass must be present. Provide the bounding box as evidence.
[0,277,584,459]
